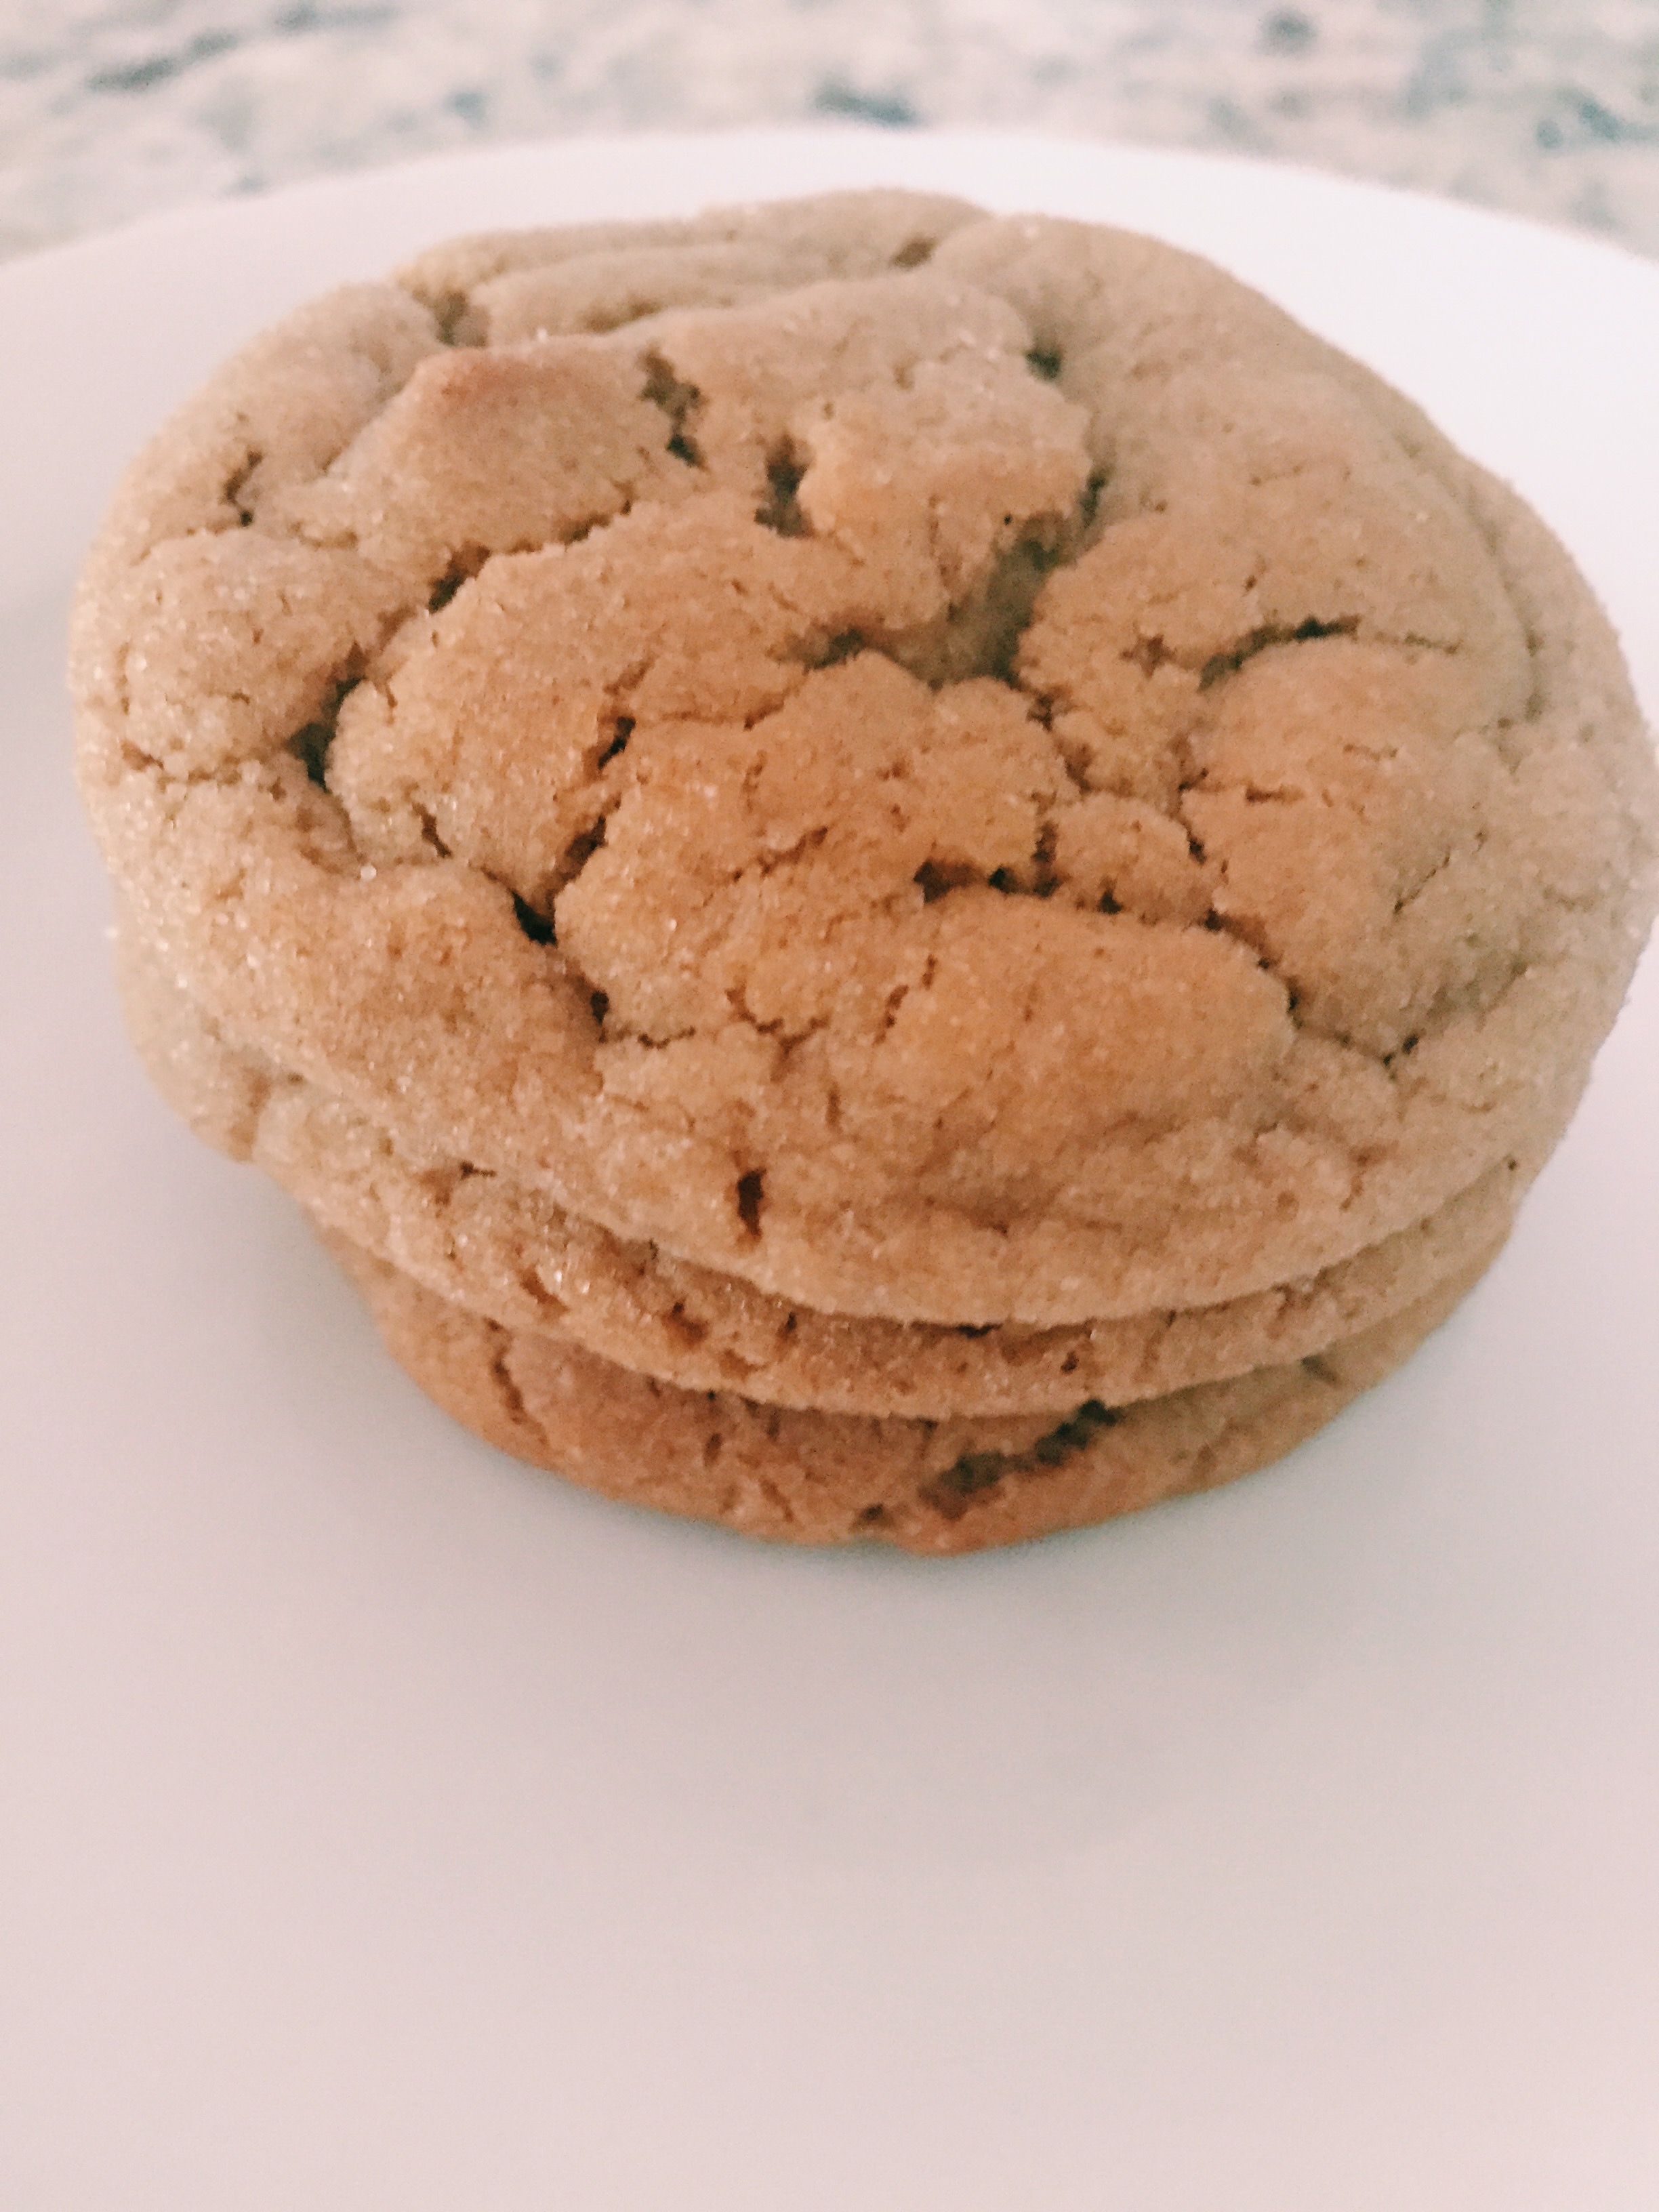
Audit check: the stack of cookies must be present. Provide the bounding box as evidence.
[73,191,1658,1552]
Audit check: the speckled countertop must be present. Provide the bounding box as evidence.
[3,1,1656,263]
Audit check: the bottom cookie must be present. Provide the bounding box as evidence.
[329,1229,1502,1555]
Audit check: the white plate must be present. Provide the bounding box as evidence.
[3,131,1657,2211]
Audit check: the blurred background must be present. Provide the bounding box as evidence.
[2,0,1656,263]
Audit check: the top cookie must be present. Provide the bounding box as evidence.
[73,190,1659,1325]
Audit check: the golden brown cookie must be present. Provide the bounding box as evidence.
[74,192,1658,1334]
[119,914,1550,1419]
[328,1229,1502,1555]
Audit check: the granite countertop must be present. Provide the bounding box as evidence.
[3,0,1657,264]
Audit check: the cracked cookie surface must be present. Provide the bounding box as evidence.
[74,191,1659,1328]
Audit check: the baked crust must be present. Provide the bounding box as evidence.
[119,914,1555,1419]
[72,194,1658,1328]
[329,1229,1502,1555]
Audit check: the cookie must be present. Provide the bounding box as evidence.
[73,194,1658,1328]
[118,914,1555,1418]
[328,1228,1502,1555]
[77,188,1658,1551]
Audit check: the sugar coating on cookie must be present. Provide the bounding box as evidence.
[73,192,1659,1328]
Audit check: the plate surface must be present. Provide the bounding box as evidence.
[3,131,1657,2211]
